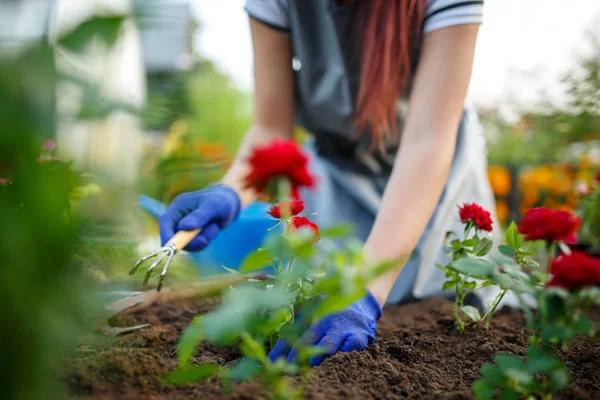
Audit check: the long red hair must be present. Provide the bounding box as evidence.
[354,0,425,152]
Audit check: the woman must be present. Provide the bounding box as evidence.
[159,0,500,366]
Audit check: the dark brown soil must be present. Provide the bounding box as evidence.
[62,297,600,399]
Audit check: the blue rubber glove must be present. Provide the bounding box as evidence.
[268,290,383,367]
[159,184,241,251]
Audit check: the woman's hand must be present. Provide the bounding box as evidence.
[159,185,241,251]
[268,290,382,367]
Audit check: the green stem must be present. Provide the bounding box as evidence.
[484,289,507,329]
[517,292,536,331]
[285,258,294,273]
[276,177,292,203]
[546,241,556,272]
[454,277,466,333]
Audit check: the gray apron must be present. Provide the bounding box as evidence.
[288,0,503,306]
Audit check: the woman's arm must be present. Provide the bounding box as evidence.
[366,24,481,306]
[221,18,295,206]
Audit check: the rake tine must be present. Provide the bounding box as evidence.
[157,245,177,292]
[129,247,164,276]
[142,250,170,286]
[131,229,202,291]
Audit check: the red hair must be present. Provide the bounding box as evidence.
[355,0,425,152]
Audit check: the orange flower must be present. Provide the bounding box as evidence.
[487,166,511,197]
[495,199,509,224]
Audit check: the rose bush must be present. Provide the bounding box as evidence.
[165,139,405,398]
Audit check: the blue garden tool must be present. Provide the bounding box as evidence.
[133,194,280,290]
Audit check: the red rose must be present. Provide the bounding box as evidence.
[595,171,600,185]
[518,207,581,243]
[458,203,493,232]
[243,139,316,199]
[288,216,319,241]
[268,200,305,219]
[546,251,600,291]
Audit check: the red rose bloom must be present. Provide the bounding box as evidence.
[518,207,581,243]
[288,216,320,241]
[268,200,305,219]
[243,139,316,199]
[595,171,600,185]
[547,251,600,291]
[458,203,493,232]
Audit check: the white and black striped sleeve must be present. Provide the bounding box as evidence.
[423,0,484,34]
[244,0,290,33]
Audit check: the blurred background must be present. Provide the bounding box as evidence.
[0,1,599,398]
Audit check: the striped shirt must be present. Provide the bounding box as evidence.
[245,0,484,34]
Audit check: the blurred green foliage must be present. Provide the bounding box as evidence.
[139,59,251,203]
[0,13,133,400]
[483,23,600,166]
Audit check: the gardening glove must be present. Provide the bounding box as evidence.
[268,290,383,367]
[159,184,241,251]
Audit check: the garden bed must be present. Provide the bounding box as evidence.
[63,296,600,399]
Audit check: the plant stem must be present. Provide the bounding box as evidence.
[484,289,507,329]
[546,241,556,272]
[285,258,294,273]
[454,278,466,333]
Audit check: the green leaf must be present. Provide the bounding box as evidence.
[499,245,516,257]
[451,258,495,279]
[462,238,478,247]
[573,316,595,336]
[451,239,463,250]
[201,286,291,345]
[504,369,533,386]
[498,388,519,400]
[481,281,494,288]
[472,380,496,400]
[481,364,505,386]
[474,238,494,257]
[313,289,366,321]
[494,354,523,371]
[549,366,570,392]
[264,234,294,260]
[443,280,457,291]
[464,280,478,291]
[59,16,125,52]
[178,317,203,366]
[240,333,268,363]
[462,305,482,322]
[527,356,561,374]
[505,222,524,249]
[302,281,314,297]
[240,248,273,273]
[224,358,262,382]
[319,224,354,238]
[163,364,219,386]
